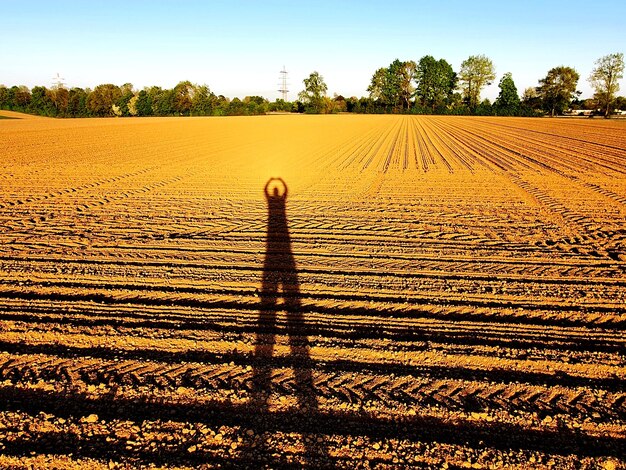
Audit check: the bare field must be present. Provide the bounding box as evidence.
[0,113,625,468]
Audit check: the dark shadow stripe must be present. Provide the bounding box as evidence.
[1,288,625,329]
[0,386,623,458]
[2,308,624,354]
[0,341,622,392]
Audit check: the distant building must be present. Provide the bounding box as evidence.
[565,108,626,116]
[565,109,595,116]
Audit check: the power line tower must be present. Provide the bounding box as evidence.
[278,66,289,101]
[52,72,66,89]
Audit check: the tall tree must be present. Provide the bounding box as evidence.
[494,72,520,116]
[67,88,89,117]
[367,60,417,112]
[51,86,70,116]
[115,83,134,116]
[135,89,153,116]
[521,87,542,113]
[614,96,626,111]
[87,84,122,117]
[367,67,393,110]
[214,95,229,116]
[588,52,624,117]
[5,87,16,110]
[244,95,268,115]
[29,86,53,115]
[128,95,139,116]
[0,86,7,109]
[191,84,215,116]
[298,71,328,113]
[537,66,580,117]
[458,54,495,110]
[12,85,31,111]
[415,55,457,112]
[151,87,174,116]
[227,97,245,116]
[173,80,194,115]
[390,59,416,111]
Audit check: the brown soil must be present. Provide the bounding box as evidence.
[0,114,624,469]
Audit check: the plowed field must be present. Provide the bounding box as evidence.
[0,113,625,469]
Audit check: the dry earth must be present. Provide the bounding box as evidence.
[0,112,625,469]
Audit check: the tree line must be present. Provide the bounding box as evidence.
[1,53,623,118]
[0,81,286,118]
[323,52,623,117]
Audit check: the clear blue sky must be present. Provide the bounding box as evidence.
[1,0,624,101]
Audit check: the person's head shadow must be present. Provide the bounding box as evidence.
[264,177,288,202]
[262,177,292,263]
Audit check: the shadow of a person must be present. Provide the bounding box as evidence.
[249,178,325,465]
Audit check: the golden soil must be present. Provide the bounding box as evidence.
[0,113,625,468]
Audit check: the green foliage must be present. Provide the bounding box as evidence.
[588,52,624,117]
[415,56,456,112]
[367,67,392,110]
[152,88,175,116]
[67,88,89,117]
[494,73,520,116]
[226,97,244,115]
[458,55,496,110]
[135,90,152,116]
[391,59,417,111]
[128,95,139,116]
[614,96,626,111]
[1,81,268,118]
[87,84,122,117]
[22,86,71,117]
[5,87,16,110]
[4,52,616,119]
[243,96,268,115]
[332,95,347,113]
[367,60,416,112]
[298,71,328,114]
[320,96,334,114]
[52,87,70,116]
[29,86,53,116]
[212,95,229,116]
[475,99,493,116]
[267,99,293,113]
[9,85,31,111]
[0,85,9,109]
[353,97,375,113]
[173,81,193,116]
[521,87,542,113]
[1,81,269,119]
[537,66,580,116]
[518,105,543,117]
[569,96,592,113]
[113,83,134,117]
[190,85,215,116]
